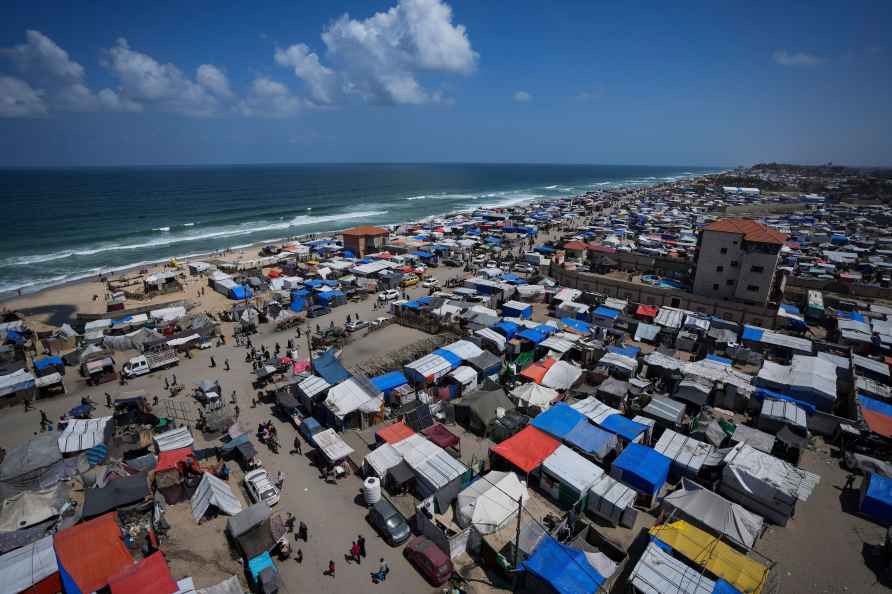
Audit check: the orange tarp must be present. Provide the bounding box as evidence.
[155,447,194,472]
[520,357,555,384]
[54,513,132,594]
[863,409,892,439]
[376,421,415,444]
[109,553,178,594]
[491,426,559,474]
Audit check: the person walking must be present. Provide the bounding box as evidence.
[105,392,113,408]
[298,521,308,541]
[843,473,858,491]
[358,535,366,559]
[292,436,302,456]
[295,549,303,564]
[224,359,230,371]
[209,356,216,368]
[285,512,295,532]
[231,390,238,404]
[350,541,361,564]
[325,560,335,578]
[276,470,286,490]
[234,405,240,419]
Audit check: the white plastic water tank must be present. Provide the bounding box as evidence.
[496,406,506,419]
[363,476,381,505]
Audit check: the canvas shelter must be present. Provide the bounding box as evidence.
[511,382,559,410]
[226,502,282,559]
[393,434,467,511]
[191,472,243,522]
[108,552,178,594]
[405,352,454,383]
[53,512,133,594]
[452,388,515,435]
[0,432,63,499]
[375,421,415,444]
[522,535,609,594]
[421,424,461,451]
[456,471,528,534]
[654,429,715,478]
[540,445,604,507]
[540,360,583,390]
[364,443,404,479]
[313,428,355,464]
[83,473,150,519]
[0,483,66,532]
[0,534,60,594]
[491,426,559,474]
[586,473,638,527]
[610,443,671,498]
[663,479,764,550]
[630,541,716,594]
[755,355,837,412]
[860,473,892,526]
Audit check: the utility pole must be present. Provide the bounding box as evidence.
[511,494,523,593]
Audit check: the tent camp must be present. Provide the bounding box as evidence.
[393,434,467,511]
[540,445,604,508]
[0,432,63,499]
[511,383,559,410]
[456,471,528,534]
[630,541,716,594]
[654,429,715,479]
[540,360,583,391]
[491,426,560,475]
[755,355,837,412]
[610,444,671,501]
[662,479,765,549]
[191,473,243,523]
[522,535,610,594]
[586,473,638,528]
[83,473,150,519]
[531,403,618,461]
[453,389,516,436]
[54,513,133,594]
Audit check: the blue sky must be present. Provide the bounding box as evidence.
[0,0,890,167]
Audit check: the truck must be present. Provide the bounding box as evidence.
[122,346,179,378]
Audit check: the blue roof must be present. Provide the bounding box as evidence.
[412,251,434,258]
[248,552,275,580]
[741,326,764,342]
[755,388,816,415]
[493,321,519,339]
[403,296,432,310]
[303,279,323,288]
[371,371,408,392]
[522,536,604,594]
[531,403,584,438]
[535,324,557,336]
[312,348,352,385]
[34,356,63,370]
[706,354,733,366]
[564,420,617,460]
[838,310,866,322]
[517,328,546,344]
[779,303,802,315]
[111,315,133,326]
[600,414,648,442]
[291,288,312,298]
[859,394,892,418]
[592,306,620,320]
[863,473,892,526]
[342,250,355,258]
[316,290,344,303]
[432,348,463,368]
[608,345,640,359]
[561,317,590,334]
[611,443,671,496]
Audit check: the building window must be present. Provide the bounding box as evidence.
[720,247,728,254]
[730,261,739,268]
[751,265,765,273]
[712,284,719,290]
[716,266,724,272]
[746,284,759,292]
[726,279,734,286]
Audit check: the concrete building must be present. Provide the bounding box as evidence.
[693,218,787,306]
[341,225,388,258]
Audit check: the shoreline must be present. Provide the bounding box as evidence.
[0,172,716,305]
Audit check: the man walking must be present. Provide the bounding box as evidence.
[209,356,216,368]
[292,436,302,456]
[325,560,335,578]
[357,535,366,559]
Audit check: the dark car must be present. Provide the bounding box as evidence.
[404,536,454,586]
[368,498,411,546]
[307,305,331,318]
[442,258,462,267]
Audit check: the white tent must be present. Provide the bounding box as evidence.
[0,535,57,594]
[541,361,583,390]
[448,366,478,394]
[405,353,453,382]
[441,340,484,361]
[325,378,379,419]
[663,479,764,550]
[598,352,638,375]
[456,471,527,534]
[541,445,604,496]
[756,355,837,410]
[364,443,403,478]
[587,474,637,527]
[571,397,622,425]
[630,541,716,594]
[298,375,331,398]
[58,416,112,453]
[654,429,715,477]
[474,328,506,352]
[313,428,355,463]
[511,383,558,409]
[191,473,242,522]
[154,426,194,452]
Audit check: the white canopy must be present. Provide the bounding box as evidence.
[405,353,453,381]
[154,426,194,452]
[313,428,354,462]
[542,445,604,494]
[325,378,379,419]
[571,397,621,425]
[364,443,403,478]
[541,361,583,390]
[456,470,528,534]
[441,340,484,361]
[191,472,242,522]
[511,383,558,408]
[298,375,331,398]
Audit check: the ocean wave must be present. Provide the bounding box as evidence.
[0,209,387,267]
[543,185,559,190]
[154,227,171,232]
[183,222,195,227]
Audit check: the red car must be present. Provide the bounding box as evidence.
[403,536,454,586]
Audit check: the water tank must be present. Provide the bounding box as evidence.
[496,407,506,419]
[363,477,381,505]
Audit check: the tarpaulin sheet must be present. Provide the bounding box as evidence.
[611,444,671,496]
[862,473,892,526]
[541,360,583,390]
[630,541,716,594]
[83,473,149,519]
[421,424,460,450]
[663,478,764,549]
[650,520,769,594]
[858,395,892,439]
[593,306,620,320]
[54,513,132,594]
[156,447,194,472]
[0,534,59,594]
[191,473,242,522]
[0,483,66,532]
[491,426,559,474]
[560,317,591,334]
[532,403,584,438]
[371,371,408,392]
[109,552,178,594]
[493,321,519,339]
[542,445,604,495]
[520,358,555,384]
[517,328,546,344]
[376,421,415,444]
[432,348,463,368]
[600,414,648,442]
[564,420,618,460]
[312,349,351,385]
[522,535,605,594]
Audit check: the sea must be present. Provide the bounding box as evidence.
[0,163,719,295]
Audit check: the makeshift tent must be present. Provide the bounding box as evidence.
[654,430,715,478]
[191,473,243,522]
[663,479,764,549]
[502,301,532,319]
[474,328,507,352]
[587,474,637,527]
[405,353,454,383]
[371,371,408,393]
[0,534,59,594]
[422,424,461,451]
[108,552,178,594]
[610,443,671,497]
[54,513,133,594]
[601,414,649,443]
[453,389,515,435]
[861,473,892,526]
[491,426,559,474]
[755,355,837,412]
[541,360,583,390]
[0,432,63,499]
[511,383,559,409]
[83,473,150,519]
[325,377,380,420]
[376,421,415,444]
[313,429,354,463]
[364,443,404,479]
[0,483,66,532]
[58,416,112,453]
[630,541,716,594]
[650,520,769,594]
[456,471,528,534]
[154,426,194,452]
[560,317,591,335]
[540,445,604,506]
[312,349,352,385]
[392,434,466,511]
[226,502,283,559]
[858,395,892,439]
[522,535,607,594]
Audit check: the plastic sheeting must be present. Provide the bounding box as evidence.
[511,383,558,409]
[630,541,716,594]
[541,361,583,390]
[542,445,604,495]
[154,426,194,452]
[522,535,605,594]
[191,473,242,522]
[58,416,112,453]
[587,474,637,526]
[862,473,892,526]
[54,513,133,594]
[325,378,380,419]
[491,426,559,474]
[663,479,764,549]
[755,355,837,411]
[108,552,178,594]
[610,444,671,496]
[456,471,527,534]
[654,429,715,477]
[364,443,403,478]
[0,484,66,532]
[313,428,355,462]
[0,432,62,496]
[0,534,58,594]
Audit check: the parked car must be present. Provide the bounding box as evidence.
[371,316,392,327]
[442,258,462,267]
[378,289,400,302]
[345,319,370,333]
[307,305,331,318]
[367,498,411,546]
[244,468,280,506]
[421,278,440,288]
[404,536,454,585]
[400,274,419,288]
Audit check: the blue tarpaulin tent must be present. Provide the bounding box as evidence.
[403,296,432,310]
[535,324,557,337]
[522,535,604,594]
[312,349,351,385]
[592,306,620,320]
[432,348,462,368]
[564,420,617,460]
[560,317,590,334]
[741,326,764,342]
[611,443,671,496]
[517,328,546,344]
[706,354,733,366]
[608,345,640,359]
[315,290,345,305]
[34,356,63,371]
[531,403,583,438]
[371,371,408,392]
[502,302,532,319]
[862,473,892,526]
[248,551,275,581]
[600,414,648,442]
[494,321,520,339]
[230,285,254,300]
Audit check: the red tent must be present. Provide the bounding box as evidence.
[156,447,194,472]
[636,305,658,319]
[54,513,133,594]
[491,426,559,474]
[519,358,555,384]
[109,553,178,594]
[376,421,415,444]
[422,424,461,451]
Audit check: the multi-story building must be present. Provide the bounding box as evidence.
[341,225,388,258]
[692,218,787,306]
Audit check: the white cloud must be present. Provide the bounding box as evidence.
[197,64,232,98]
[512,90,531,103]
[238,76,303,118]
[1,30,84,85]
[302,0,477,105]
[97,88,143,112]
[773,49,825,66]
[275,44,338,105]
[101,38,220,116]
[0,76,47,118]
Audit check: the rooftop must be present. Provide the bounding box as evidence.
[703,218,787,245]
[342,225,389,237]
